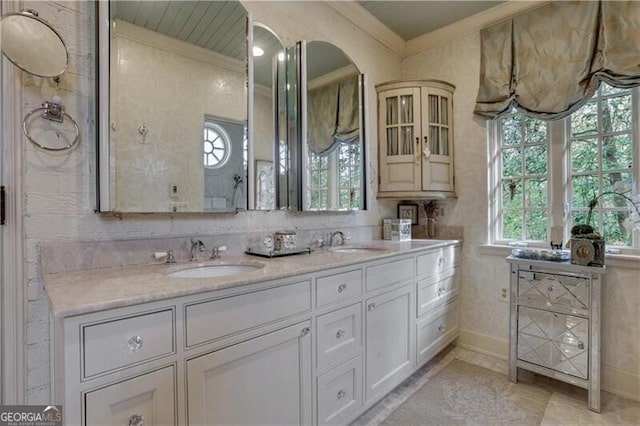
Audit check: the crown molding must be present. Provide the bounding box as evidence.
[326,1,405,56]
[404,1,549,57]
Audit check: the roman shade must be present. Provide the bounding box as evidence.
[475,1,640,120]
[308,75,360,154]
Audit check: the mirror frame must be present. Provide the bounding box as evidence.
[300,40,367,212]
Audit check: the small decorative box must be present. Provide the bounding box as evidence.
[383,219,411,241]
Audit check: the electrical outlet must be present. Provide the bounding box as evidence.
[499,287,509,303]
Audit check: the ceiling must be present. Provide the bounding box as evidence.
[111,1,508,87]
[357,1,505,41]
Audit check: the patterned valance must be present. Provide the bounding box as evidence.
[475,1,640,120]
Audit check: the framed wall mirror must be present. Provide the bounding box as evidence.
[97,0,249,212]
[301,41,366,211]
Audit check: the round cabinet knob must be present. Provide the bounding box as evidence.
[367,303,377,311]
[127,336,143,352]
[438,324,446,333]
[578,342,585,350]
[301,327,311,337]
[437,287,444,296]
[547,286,554,292]
[336,329,346,339]
[337,389,347,400]
[337,283,347,293]
[128,414,145,426]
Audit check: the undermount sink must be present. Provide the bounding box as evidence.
[330,246,386,254]
[167,263,264,278]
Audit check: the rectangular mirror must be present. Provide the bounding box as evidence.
[97,0,250,213]
[301,41,366,211]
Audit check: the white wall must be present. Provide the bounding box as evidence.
[16,1,401,402]
[402,30,640,400]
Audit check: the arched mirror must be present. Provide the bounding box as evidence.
[97,1,249,212]
[302,41,366,211]
[0,10,69,78]
[250,23,285,210]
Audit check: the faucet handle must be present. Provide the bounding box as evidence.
[210,246,228,259]
[153,250,176,264]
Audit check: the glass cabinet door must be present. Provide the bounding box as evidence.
[384,92,418,158]
[427,93,450,156]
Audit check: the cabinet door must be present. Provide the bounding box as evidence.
[85,366,175,426]
[186,321,312,425]
[365,284,415,403]
[421,87,454,192]
[379,88,422,192]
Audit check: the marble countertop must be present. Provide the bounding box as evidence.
[44,239,460,318]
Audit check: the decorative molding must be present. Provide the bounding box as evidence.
[460,329,640,401]
[1,0,26,403]
[326,1,405,56]
[404,1,548,57]
[113,20,245,74]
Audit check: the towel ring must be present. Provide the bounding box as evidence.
[22,100,80,151]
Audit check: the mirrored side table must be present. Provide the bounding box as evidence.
[506,256,605,412]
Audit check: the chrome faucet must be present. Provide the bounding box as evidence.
[190,239,206,262]
[329,231,348,246]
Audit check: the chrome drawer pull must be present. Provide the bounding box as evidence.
[128,414,145,426]
[437,287,444,296]
[301,327,311,337]
[127,336,143,352]
[337,389,347,400]
[337,283,347,293]
[367,303,376,311]
[336,329,346,339]
[438,324,446,332]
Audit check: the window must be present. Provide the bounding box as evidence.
[203,122,231,169]
[308,143,362,210]
[490,84,639,251]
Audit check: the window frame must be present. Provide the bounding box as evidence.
[488,86,640,254]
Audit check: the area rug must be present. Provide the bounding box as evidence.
[380,360,551,426]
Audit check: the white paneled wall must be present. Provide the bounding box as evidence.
[16,1,401,402]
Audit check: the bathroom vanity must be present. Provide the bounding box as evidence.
[45,240,460,425]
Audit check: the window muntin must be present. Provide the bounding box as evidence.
[498,114,549,241]
[569,87,635,247]
[203,122,231,169]
[308,143,361,210]
[491,84,638,250]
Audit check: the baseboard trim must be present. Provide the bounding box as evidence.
[459,329,640,401]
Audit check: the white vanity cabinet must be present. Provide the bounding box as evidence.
[376,80,455,198]
[365,283,415,404]
[186,321,312,425]
[51,241,462,426]
[507,257,604,412]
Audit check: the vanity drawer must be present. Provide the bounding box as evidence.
[416,245,459,278]
[316,269,363,307]
[85,365,176,425]
[416,269,459,317]
[316,303,362,368]
[317,355,363,425]
[518,271,590,314]
[82,309,175,378]
[366,257,414,291]
[185,280,311,347]
[416,300,458,365]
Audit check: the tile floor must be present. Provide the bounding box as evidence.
[352,346,640,425]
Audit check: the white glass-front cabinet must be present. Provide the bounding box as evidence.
[377,80,455,198]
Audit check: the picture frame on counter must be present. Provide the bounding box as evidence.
[397,203,418,225]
